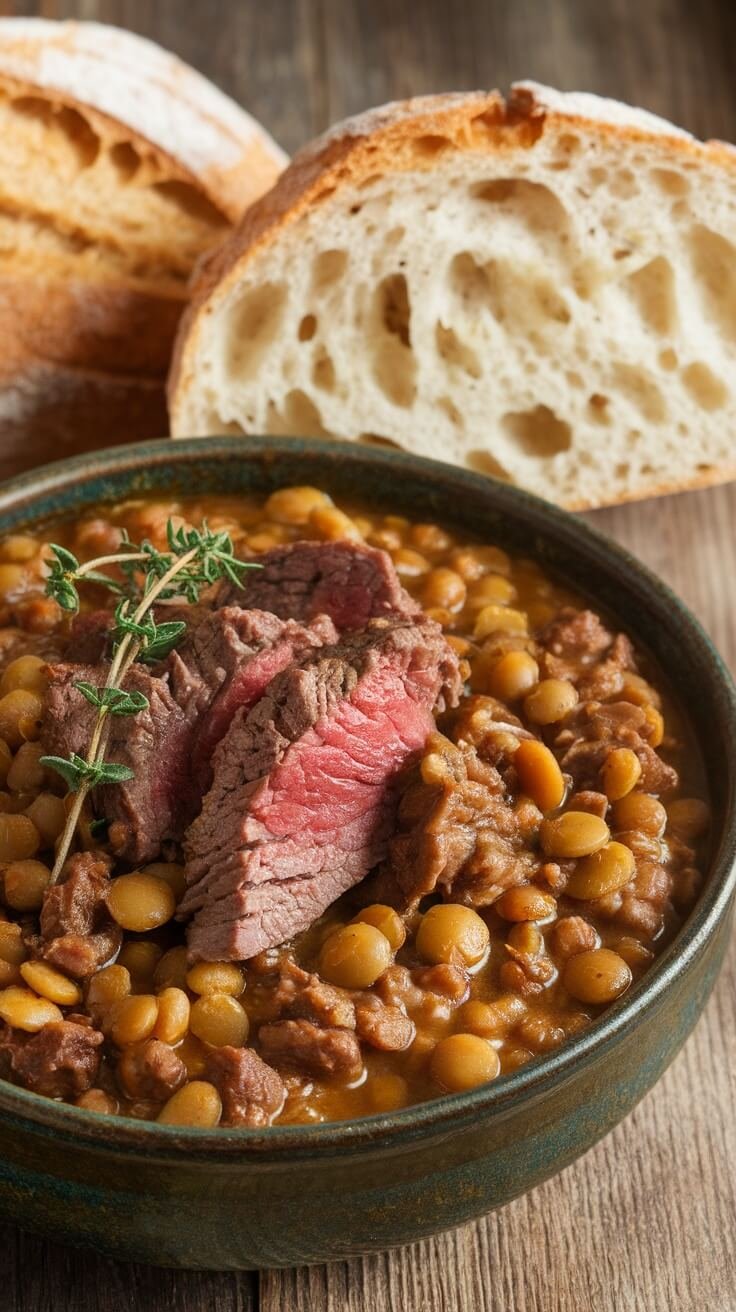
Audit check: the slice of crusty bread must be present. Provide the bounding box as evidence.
[169,83,736,510]
[0,17,287,474]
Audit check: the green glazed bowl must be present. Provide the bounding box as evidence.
[0,436,733,1270]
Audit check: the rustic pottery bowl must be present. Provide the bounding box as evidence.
[0,436,733,1270]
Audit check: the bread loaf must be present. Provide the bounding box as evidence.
[169,83,736,510]
[0,18,287,474]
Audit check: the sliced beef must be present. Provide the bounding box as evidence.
[206,1044,286,1127]
[218,540,420,629]
[116,1040,187,1102]
[258,1018,363,1081]
[45,608,333,862]
[182,617,461,961]
[36,851,121,979]
[0,1019,103,1098]
[177,609,337,799]
[42,662,192,865]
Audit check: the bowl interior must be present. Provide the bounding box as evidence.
[0,434,733,1153]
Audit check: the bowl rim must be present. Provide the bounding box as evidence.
[0,433,733,1162]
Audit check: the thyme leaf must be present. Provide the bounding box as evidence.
[74,681,150,716]
[40,752,134,791]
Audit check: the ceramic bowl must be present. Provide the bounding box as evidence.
[0,436,733,1270]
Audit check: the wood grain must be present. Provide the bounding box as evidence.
[0,1,734,1308]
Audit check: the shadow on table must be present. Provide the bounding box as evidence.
[0,1223,257,1311]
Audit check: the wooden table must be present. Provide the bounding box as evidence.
[0,0,734,1307]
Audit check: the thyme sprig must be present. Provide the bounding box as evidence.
[41,520,258,882]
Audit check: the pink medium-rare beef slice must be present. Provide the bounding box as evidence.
[43,607,335,862]
[217,540,420,628]
[182,616,461,961]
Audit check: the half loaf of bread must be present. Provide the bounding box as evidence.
[169,83,736,509]
[0,17,287,474]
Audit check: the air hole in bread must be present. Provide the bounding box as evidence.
[435,323,481,378]
[615,462,630,478]
[153,180,226,229]
[624,256,678,335]
[298,314,317,341]
[312,249,348,291]
[371,274,416,407]
[225,282,287,378]
[109,140,142,182]
[659,348,678,370]
[385,227,405,246]
[589,167,609,186]
[681,362,728,411]
[608,169,639,200]
[587,394,611,424]
[213,419,246,436]
[688,225,736,343]
[312,347,336,392]
[558,134,582,154]
[451,253,570,333]
[379,273,411,346]
[265,389,327,437]
[450,252,493,307]
[550,133,583,169]
[566,371,584,389]
[467,450,511,480]
[501,405,572,457]
[437,396,464,428]
[414,135,453,156]
[612,364,667,422]
[470,179,570,238]
[11,96,100,169]
[651,168,690,197]
[359,434,400,449]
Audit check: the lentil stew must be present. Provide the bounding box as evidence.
[0,487,710,1129]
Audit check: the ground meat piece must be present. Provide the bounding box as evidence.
[116,1040,187,1102]
[450,824,539,907]
[377,732,540,910]
[37,851,120,978]
[550,916,598,959]
[273,959,356,1029]
[553,702,678,795]
[206,1045,286,1127]
[40,927,122,980]
[538,609,615,682]
[375,964,424,1011]
[40,851,112,939]
[537,861,573,894]
[354,996,415,1051]
[0,1020,103,1098]
[412,964,470,1003]
[258,1019,363,1081]
[566,791,609,818]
